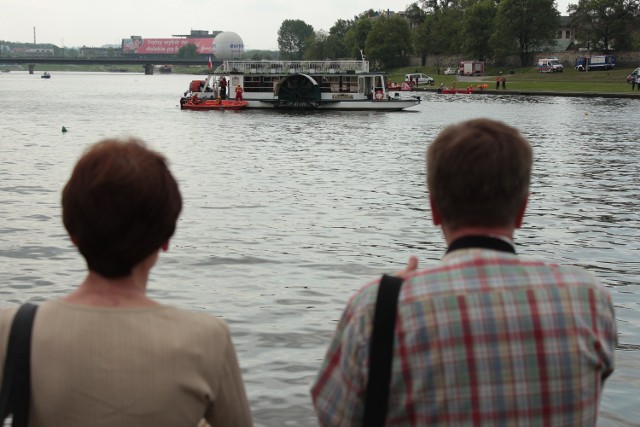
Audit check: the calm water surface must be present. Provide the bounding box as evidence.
[1,72,638,426]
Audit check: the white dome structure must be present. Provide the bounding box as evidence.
[213,32,245,59]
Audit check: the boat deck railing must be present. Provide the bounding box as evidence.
[220,60,370,75]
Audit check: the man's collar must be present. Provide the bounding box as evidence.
[446,235,516,255]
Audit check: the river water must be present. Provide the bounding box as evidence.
[1,71,638,426]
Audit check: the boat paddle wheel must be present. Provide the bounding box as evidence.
[275,74,322,109]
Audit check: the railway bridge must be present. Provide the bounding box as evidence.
[0,57,222,74]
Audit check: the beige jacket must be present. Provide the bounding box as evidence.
[0,301,252,427]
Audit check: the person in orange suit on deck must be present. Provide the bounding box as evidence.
[235,85,244,102]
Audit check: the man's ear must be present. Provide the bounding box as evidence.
[429,196,442,226]
[514,194,529,229]
[161,241,169,251]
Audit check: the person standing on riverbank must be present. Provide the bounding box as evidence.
[311,118,617,426]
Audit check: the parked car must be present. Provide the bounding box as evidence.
[443,67,457,75]
[627,67,640,83]
[405,73,434,86]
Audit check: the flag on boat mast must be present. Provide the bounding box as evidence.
[208,56,213,70]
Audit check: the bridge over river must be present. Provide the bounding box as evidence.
[0,57,223,74]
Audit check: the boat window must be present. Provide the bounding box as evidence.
[244,76,261,89]
[329,76,340,92]
[242,76,281,93]
[359,76,369,96]
[343,76,358,93]
[374,76,384,90]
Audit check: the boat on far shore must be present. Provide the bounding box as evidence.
[437,83,489,94]
[438,88,475,94]
[41,72,51,79]
[179,58,421,111]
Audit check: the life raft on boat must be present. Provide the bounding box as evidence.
[180,97,248,111]
[387,82,412,91]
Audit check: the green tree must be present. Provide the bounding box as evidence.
[491,0,560,66]
[407,2,430,64]
[412,18,431,64]
[568,0,639,52]
[406,2,428,27]
[462,0,497,60]
[277,19,314,60]
[326,19,352,58]
[247,50,277,60]
[414,3,464,56]
[304,30,329,60]
[419,0,463,13]
[365,15,413,68]
[344,18,373,58]
[177,43,198,59]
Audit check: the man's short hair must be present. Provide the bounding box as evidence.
[426,119,532,230]
[62,138,182,278]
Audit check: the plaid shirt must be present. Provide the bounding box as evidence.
[311,244,617,426]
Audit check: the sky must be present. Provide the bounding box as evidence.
[2,0,573,51]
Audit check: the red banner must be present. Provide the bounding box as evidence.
[122,38,214,55]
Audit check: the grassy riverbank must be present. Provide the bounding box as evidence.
[389,65,638,93]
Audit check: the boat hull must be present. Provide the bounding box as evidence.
[239,98,420,111]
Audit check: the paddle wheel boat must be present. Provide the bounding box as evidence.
[180,59,421,111]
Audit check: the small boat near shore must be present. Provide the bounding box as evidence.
[179,58,421,111]
[180,97,248,111]
[438,88,475,94]
[41,72,51,79]
[437,84,489,94]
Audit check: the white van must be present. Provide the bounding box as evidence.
[405,73,434,86]
[537,58,563,73]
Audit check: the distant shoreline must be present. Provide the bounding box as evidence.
[4,66,639,99]
[413,73,640,99]
[413,86,640,99]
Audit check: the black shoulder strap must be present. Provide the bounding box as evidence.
[0,303,39,427]
[363,274,403,427]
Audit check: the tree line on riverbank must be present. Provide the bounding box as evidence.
[275,0,640,69]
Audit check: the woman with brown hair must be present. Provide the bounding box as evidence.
[0,138,252,427]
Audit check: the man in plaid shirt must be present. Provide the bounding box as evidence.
[311,119,617,426]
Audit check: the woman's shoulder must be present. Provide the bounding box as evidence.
[39,300,230,334]
[159,305,230,331]
[35,301,233,355]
